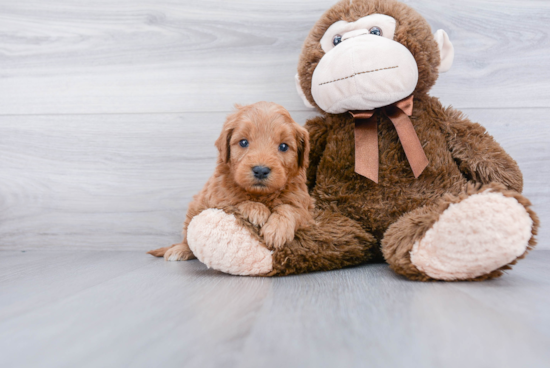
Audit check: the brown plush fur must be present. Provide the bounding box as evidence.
[148,102,314,260]
[272,0,539,279]
[305,94,529,240]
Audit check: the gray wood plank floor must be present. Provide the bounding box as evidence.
[1,249,549,368]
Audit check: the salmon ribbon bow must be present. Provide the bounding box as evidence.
[350,95,429,183]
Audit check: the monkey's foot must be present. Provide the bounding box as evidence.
[410,191,533,280]
[187,209,273,276]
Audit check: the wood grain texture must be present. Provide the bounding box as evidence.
[0,250,549,368]
[0,110,317,250]
[0,0,548,251]
[0,0,549,114]
[0,108,548,250]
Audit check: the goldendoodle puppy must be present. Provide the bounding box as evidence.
[148,101,313,261]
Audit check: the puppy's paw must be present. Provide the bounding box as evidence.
[147,246,170,257]
[237,201,271,227]
[261,213,296,249]
[164,243,196,261]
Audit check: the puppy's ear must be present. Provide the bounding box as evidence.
[215,127,233,164]
[296,126,310,169]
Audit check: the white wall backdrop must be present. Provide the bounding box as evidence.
[0,0,548,250]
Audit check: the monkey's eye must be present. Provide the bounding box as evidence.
[332,34,342,46]
[239,139,249,148]
[278,143,289,152]
[369,26,382,36]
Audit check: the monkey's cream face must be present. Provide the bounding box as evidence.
[313,14,417,113]
[296,13,454,114]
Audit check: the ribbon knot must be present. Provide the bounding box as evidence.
[350,95,428,183]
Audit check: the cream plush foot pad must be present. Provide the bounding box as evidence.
[187,209,273,276]
[410,191,533,280]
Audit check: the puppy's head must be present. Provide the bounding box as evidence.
[215,101,309,194]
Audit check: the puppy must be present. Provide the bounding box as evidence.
[148,101,314,261]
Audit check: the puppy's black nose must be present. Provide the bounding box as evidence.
[252,166,271,180]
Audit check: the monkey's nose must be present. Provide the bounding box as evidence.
[252,166,271,180]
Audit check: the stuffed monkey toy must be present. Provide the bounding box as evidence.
[181,0,539,281]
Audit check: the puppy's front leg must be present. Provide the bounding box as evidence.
[237,201,271,227]
[261,204,300,249]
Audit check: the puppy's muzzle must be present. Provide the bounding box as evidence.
[252,166,271,180]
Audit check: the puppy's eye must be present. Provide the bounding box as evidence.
[369,26,382,36]
[278,143,289,152]
[332,34,342,46]
[239,139,249,148]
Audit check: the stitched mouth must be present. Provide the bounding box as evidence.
[319,65,399,86]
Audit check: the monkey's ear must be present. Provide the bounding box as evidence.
[296,126,310,169]
[295,74,315,109]
[215,127,233,164]
[434,29,454,73]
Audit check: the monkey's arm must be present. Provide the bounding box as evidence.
[304,115,330,190]
[442,106,523,192]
